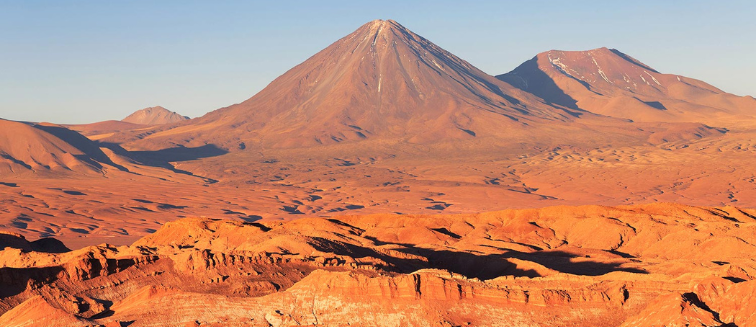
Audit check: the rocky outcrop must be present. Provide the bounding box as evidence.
[1,204,756,326]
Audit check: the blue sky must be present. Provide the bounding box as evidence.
[1,1,754,123]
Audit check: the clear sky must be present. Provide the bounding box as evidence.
[1,1,754,124]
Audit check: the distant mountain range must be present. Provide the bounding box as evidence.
[93,20,753,153]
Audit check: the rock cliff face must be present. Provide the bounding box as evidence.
[1,203,755,326]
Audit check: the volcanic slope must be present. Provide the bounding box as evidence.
[497,47,756,124]
[115,20,626,152]
[121,106,189,125]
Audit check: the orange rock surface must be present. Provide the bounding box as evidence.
[1,204,755,326]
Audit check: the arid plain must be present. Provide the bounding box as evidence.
[2,20,756,326]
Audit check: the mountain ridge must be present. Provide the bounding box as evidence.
[497,47,756,124]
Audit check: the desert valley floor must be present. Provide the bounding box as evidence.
[4,129,756,249]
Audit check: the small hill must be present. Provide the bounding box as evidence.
[122,106,189,125]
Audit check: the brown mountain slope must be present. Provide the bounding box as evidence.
[0,119,125,175]
[122,106,188,125]
[1,203,756,326]
[497,47,756,124]
[115,20,595,151]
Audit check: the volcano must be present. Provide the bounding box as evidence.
[497,47,756,124]
[119,20,591,151]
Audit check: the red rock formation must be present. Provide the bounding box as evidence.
[1,203,755,326]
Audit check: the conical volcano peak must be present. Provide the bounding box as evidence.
[365,19,391,29]
[346,19,478,79]
[362,19,393,48]
[123,18,577,150]
[353,19,425,50]
[363,19,401,31]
